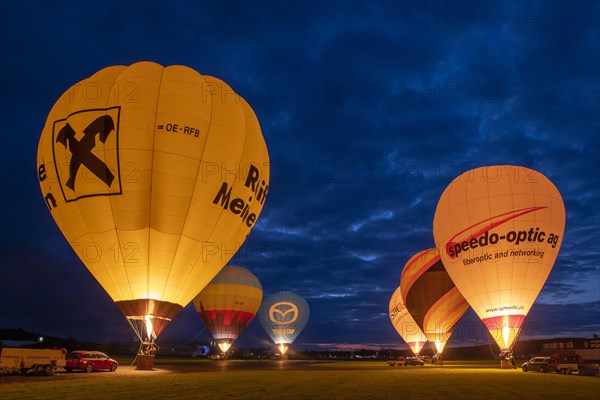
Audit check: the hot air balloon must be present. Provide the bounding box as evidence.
[400,248,469,359]
[433,165,565,359]
[258,292,310,356]
[389,286,427,356]
[37,62,270,356]
[193,266,262,355]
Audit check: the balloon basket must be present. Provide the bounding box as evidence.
[136,354,155,370]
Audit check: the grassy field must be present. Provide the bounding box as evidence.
[1,359,597,400]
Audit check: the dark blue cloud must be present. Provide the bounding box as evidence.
[0,1,598,348]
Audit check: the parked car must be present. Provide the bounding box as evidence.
[387,356,405,366]
[420,355,432,364]
[405,357,425,366]
[521,356,557,373]
[65,351,118,372]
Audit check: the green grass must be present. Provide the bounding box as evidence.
[1,360,597,400]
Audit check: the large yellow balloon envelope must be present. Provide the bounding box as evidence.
[193,266,262,353]
[37,62,270,342]
[400,248,469,355]
[389,286,427,356]
[433,165,565,351]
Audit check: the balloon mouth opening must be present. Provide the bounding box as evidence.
[278,343,288,355]
[218,342,231,353]
[117,299,183,340]
[408,341,426,356]
[144,315,155,341]
[502,327,511,349]
[434,340,443,354]
[483,314,526,351]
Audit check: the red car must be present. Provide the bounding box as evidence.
[65,351,118,372]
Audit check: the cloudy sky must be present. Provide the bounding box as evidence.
[0,1,598,351]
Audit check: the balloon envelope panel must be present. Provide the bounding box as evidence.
[258,292,310,345]
[389,286,427,356]
[433,165,565,350]
[400,248,469,354]
[37,62,270,339]
[193,266,262,347]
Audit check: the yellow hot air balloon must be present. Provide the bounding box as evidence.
[389,286,427,356]
[37,62,270,348]
[433,165,565,354]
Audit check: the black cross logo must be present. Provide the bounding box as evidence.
[56,115,115,191]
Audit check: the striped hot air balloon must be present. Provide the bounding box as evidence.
[193,266,262,354]
[400,248,469,356]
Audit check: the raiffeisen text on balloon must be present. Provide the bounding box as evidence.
[212,164,268,228]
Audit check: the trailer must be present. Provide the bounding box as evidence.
[551,352,584,375]
[0,348,67,375]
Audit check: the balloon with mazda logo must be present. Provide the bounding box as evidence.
[36,62,270,357]
[258,292,310,356]
[433,165,565,357]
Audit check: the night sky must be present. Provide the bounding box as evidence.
[0,1,598,351]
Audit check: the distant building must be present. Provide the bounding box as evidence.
[541,338,600,362]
